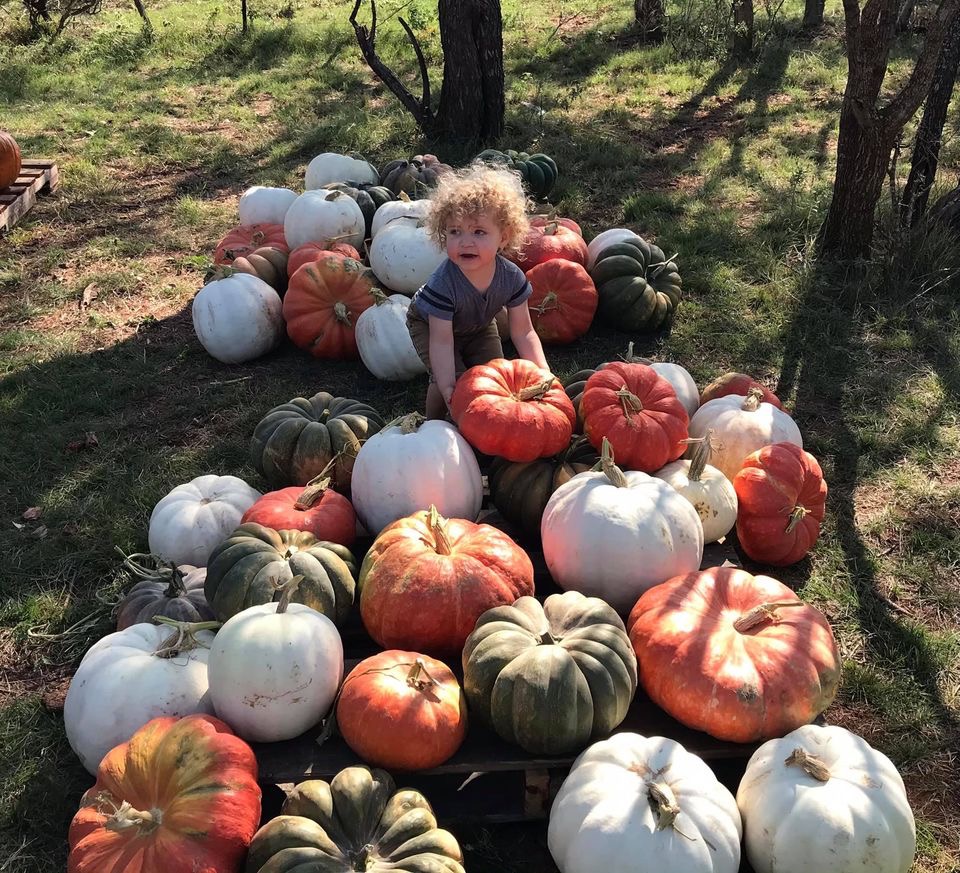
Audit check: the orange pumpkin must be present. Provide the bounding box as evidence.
[529,214,583,236]
[214,223,288,265]
[512,222,588,269]
[0,132,21,190]
[526,258,598,344]
[241,480,356,546]
[287,241,363,277]
[283,253,376,359]
[68,714,261,873]
[336,650,468,770]
[627,566,841,743]
[700,371,785,411]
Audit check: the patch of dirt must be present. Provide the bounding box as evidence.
[0,630,71,711]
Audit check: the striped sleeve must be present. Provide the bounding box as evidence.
[413,282,455,321]
[506,277,532,308]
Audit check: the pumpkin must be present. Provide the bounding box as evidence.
[115,553,214,630]
[463,592,637,754]
[304,152,379,189]
[581,361,689,473]
[513,222,589,269]
[245,767,464,873]
[213,222,288,265]
[323,180,395,238]
[488,434,599,538]
[379,153,454,197]
[585,227,642,270]
[688,388,802,481]
[287,240,362,276]
[370,191,432,238]
[226,245,288,294]
[240,479,356,547]
[541,439,704,613]
[525,258,598,344]
[68,714,261,873]
[284,189,366,251]
[734,442,827,565]
[450,358,576,462]
[701,371,785,410]
[337,650,467,770]
[531,213,583,236]
[351,415,483,535]
[0,131,21,189]
[283,253,376,359]
[250,390,384,491]
[207,578,344,742]
[475,148,558,197]
[204,522,357,625]
[192,272,284,364]
[548,733,742,873]
[360,506,535,656]
[627,566,841,743]
[737,724,916,873]
[64,621,218,774]
[355,289,427,381]
[368,215,447,295]
[650,361,698,416]
[148,474,261,567]
[238,185,298,226]
[654,431,738,543]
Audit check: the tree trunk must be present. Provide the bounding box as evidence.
[802,0,825,29]
[132,0,152,34]
[901,24,960,226]
[896,0,916,31]
[635,0,665,42]
[929,183,960,234]
[732,0,754,55]
[241,0,248,32]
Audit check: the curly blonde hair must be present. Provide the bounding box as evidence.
[426,162,531,256]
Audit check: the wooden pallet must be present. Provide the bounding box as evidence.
[0,160,60,233]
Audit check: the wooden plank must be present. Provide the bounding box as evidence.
[0,160,58,233]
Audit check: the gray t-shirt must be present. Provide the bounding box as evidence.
[411,255,532,333]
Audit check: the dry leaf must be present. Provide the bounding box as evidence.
[79,283,100,310]
[22,506,42,520]
[66,432,99,452]
[11,521,25,530]
[29,525,48,539]
[62,522,80,537]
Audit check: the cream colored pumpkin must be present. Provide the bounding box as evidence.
[370,194,431,239]
[688,388,802,481]
[368,216,447,295]
[650,362,698,417]
[238,185,298,226]
[586,228,642,270]
[284,189,366,251]
[737,724,916,873]
[549,732,742,873]
[355,291,427,381]
[304,152,379,189]
[192,272,284,364]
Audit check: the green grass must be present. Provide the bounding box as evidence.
[2,0,960,870]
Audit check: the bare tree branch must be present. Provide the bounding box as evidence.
[399,16,431,117]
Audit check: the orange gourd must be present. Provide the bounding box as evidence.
[0,132,21,189]
[213,223,288,265]
[526,258,598,344]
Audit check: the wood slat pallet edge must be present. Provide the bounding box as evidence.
[0,159,59,233]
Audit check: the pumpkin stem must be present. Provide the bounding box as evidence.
[294,470,333,510]
[426,505,453,555]
[392,411,425,434]
[532,292,559,315]
[399,190,412,202]
[406,657,441,691]
[741,387,765,411]
[647,780,682,832]
[538,629,557,645]
[618,341,651,364]
[617,385,644,420]
[595,437,630,488]
[733,600,805,633]
[682,430,716,481]
[544,221,559,235]
[276,574,305,614]
[785,747,831,782]
[517,377,555,402]
[252,230,265,245]
[333,301,352,325]
[118,550,187,597]
[96,794,162,834]
[785,504,810,533]
[152,617,221,658]
[370,287,391,305]
[351,844,373,871]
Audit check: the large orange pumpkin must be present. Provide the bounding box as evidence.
[359,506,535,656]
[700,371,785,410]
[283,253,376,359]
[213,223,288,265]
[526,258,598,344]
[627,566,841,743]
[512,222,588,269]
[0,132,21,190]
[240,479,356,546]
[68,714,261,873]
[287,241,362,277]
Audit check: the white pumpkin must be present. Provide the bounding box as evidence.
[64,621,216,774]
[351,415,482,534]
[368,216,447,295]
[238,185,298,226]
[688,388,802,481]
[370,194,431,239]
[737,724,916,873]
[549,732,742,873]
[541,443,703,613]
[305,152,379,189]
[355,291,426,381]
[192,272,283,364]
[149,474,261,567]
[284,189,366,251]
[207,594,343,742]
[586,227,642,270]
[650,362,698,417]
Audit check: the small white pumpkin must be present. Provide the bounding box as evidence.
[586,228,642,270]
[284,189,366,251]
[368,215,447,295]
[654,431,737,543]
[541,440,703,614]
[351,415,483,535]
[650,362,698,417]
[304,152,379,189]
[192,272,284,364]
[688,388,802,481]
[207,584,343,742]
[64,621,217,774]
[148,474,261,567]
[355,290,427,381]
[549,732,742,873]
[370,193,432,239]
[737,724,916,873]
[238,185,298,226]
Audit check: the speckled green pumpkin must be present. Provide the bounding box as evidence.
[475,148,558,198]
[244,766,465,873]
[322,182,395,238]
[204,522,357,624]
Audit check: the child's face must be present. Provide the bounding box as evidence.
[444,212,507,275]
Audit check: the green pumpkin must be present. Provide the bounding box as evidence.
[250,391,384,492]
[245,767,465,873]
[323,182,395,238]
[589,237,683,333]
[488,435,599,537]
[474,148,558,198]
[462,592,637,754]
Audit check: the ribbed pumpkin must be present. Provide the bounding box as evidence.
[250,391,384,491]
[226,245,288,294]
[530,214,582,236]
[701,371,784,410]
[379,154,454,197]
[115,554,213,630]
[283,253,376,359]
[562,344,654,431]
[526,259,598,344]
[287,241,362,277]
[463,592,637,754]
[450,358,576,462]
[0,131,21,189]
[68,714,261,873]
[246,768,465,873]
[734,442,827,565]
[475,149,558,197]
[322,181,395,237]
[240,478,356,547]
[204,522,357,625]
[360,506,535,656]
[213,222,288,265]
[513,222,588,269]
[337,650,468,770]
[627,566,841,743]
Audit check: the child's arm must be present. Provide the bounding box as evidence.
[428,315,458,407]
[508,303,549,371]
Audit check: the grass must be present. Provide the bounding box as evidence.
[2,0,960,869]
